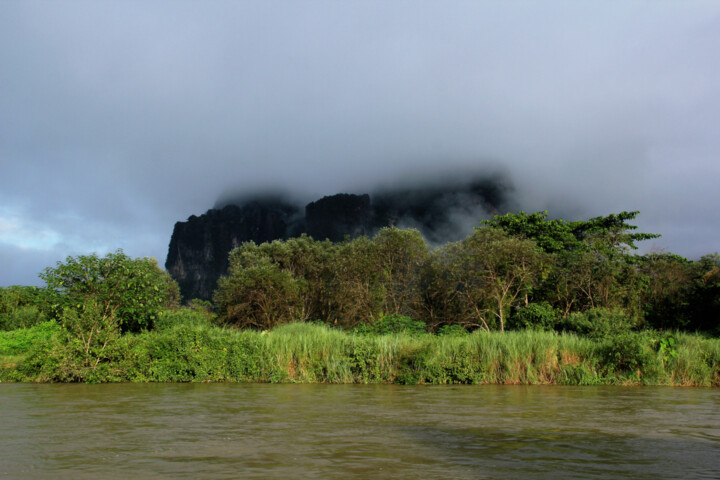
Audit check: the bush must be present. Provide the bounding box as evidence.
[560,307,635,339]
[509,302,560,331]
[436,324,469,336]
[0,305,47,331]
[153,306,215,331]
[0,320,60,355]
[40,250,179,332]
[599,332,658,377]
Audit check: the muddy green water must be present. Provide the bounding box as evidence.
[0,384,718,479]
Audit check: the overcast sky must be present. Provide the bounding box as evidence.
[1,1,719,286]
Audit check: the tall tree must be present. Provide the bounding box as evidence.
[483,210,659,254]
[447,228,548,331]
[372,227,429,318]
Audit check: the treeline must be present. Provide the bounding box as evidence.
[213,211,720,336]
[1,210,718,338]
[1,210,720,384]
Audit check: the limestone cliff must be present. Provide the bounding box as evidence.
[166,200,300,301]
[305,193,373,242]
[166,174,513,301]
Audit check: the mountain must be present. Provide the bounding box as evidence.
[166,174,512,301]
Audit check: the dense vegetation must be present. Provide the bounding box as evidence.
[213,210,718,335]
[1,211,719,385]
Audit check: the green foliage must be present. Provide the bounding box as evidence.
[0,320,60,355]
[686,253,720,334]
[326,236,385,327]
[0,305,46,331]
[372,227,429,317]
[482,210,659,254]
[3,322,719,386]
[484,210,660,318]
[138,325,264,382]
[657,332,678,366]
[445,228,548,331]
[558,364,603,386]
[215,253,304,329]
[560,308,635,339]
[40,250,179,332]
[436,324,469,336]
[58,298,121,371]
[6,209,720,386]
[509,302,560,331]
[238,235,337,322]
[635,252,693,330]
[598,332,658,377]
[0,286,52,330]
[580,211,660,253]
[209,211,705,337]
[216,229,430,331]
[153,306,214,331]
[482,210,582,253]
[353,314,428,336]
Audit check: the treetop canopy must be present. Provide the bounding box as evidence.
[481,210,660,254]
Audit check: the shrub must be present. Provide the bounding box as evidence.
[436,324,469,336]
[0,305,47,331]
[154,307,214,331]
[509,302,560,331]
[599,332,658,377]
[560,307,635,339]
[0,320,60,355]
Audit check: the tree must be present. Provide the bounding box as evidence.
[250,235,337,322]
[447,228,548,331]
[686,253,720,333]
[326,236,385,328]
[482,210,581,253]
[40,250,179,333]
[485,210,659,320]
[636,252,693,330]
[214,252,303,329]
[372,227,429,318]
[483,210,659,254]
[0,286,52,330]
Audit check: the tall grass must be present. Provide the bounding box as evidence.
[2,322,719,386]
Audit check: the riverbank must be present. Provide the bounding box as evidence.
[2,321,719,386]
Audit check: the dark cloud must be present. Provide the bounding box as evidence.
[1,1,719,286]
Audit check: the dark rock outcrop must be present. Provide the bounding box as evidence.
[166,173,513,301]
[305,193,373,242]
[166,200,300,301]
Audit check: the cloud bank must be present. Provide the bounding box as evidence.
[1,1,719,286]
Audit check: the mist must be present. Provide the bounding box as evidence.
[1,1,719,286]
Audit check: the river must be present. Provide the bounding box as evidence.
[1,384,718,479]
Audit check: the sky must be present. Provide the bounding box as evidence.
[1,1,719,287]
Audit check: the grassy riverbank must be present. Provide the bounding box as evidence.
[2,321,719,386]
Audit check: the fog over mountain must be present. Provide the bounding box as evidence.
[2,1,719,287]
[167,169,516,300]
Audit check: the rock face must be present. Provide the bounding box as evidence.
[166,174,513,301]
[166,200,300,301]
[305,193,373,242]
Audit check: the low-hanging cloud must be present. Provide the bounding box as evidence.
[1,1,719,286]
